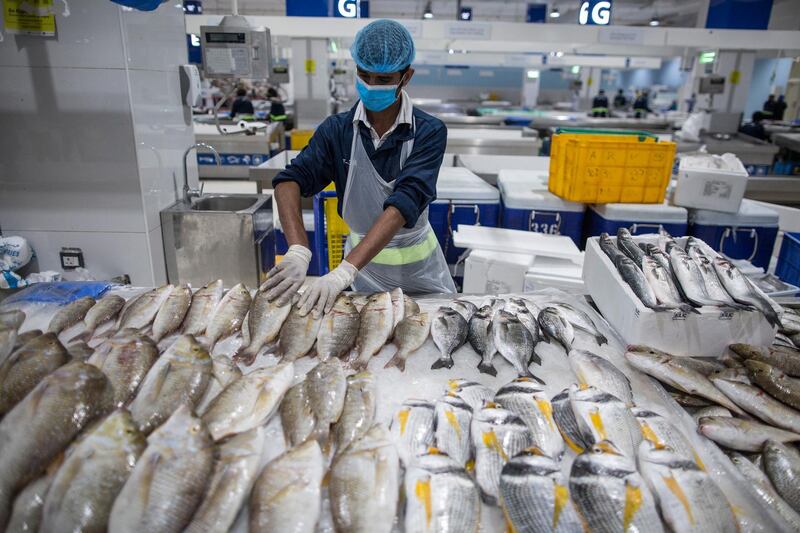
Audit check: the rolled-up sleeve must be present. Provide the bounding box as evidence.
[272,118,336,197]
[384,121,447,228]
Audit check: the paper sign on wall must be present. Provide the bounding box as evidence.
[3,0,56,36]
[305,59,316,74]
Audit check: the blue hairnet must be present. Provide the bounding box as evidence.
[350,19,415,74]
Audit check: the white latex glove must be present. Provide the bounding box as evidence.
[263,245,312,305]
[297,260,358,316]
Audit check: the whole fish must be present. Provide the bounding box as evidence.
[0,332,69,414]
[515,306,542,344]
[764,439,800,514]
[404,294,421,316]
[569,385,642,458]
[616,228,646,265]
[181,280,224,336]
[198,355,243,412]
[66,341,94,361]
[202,362,294,441]
[385,312,430,371]
[686,242,744,309]
[0,326,17,363]
[504,298,529,315]
[691,405,732,424]
[128,334,212,434]
[551,302,608,344]
[669,245,730,308]
[776,332,797,347]
[235,288,292,365]
[599,232,627,265]
[88,332,158,407]
[6,475,51,533]
[446,378,493,412]
[713,257,780,326]
[450,299,478,322]
[671,392,715,408]
[307,358,348,445]
[625,346,745,415]
[333,371,377,455]
[730,343,800,377]
[638,441,737,533]
[483,297,506,317]
[495,378,564,459]
[108,406,214,533]
[277,304,322,362]
[499,447,583,533]
[569,349,633,406]
[405,451,480,533]
[729,452,800,531]
[280,381,316,447]
[352,292,393,371]
[538,306,574,352]
[47,296,96,335]
[315,294,359,361]
[674,356,727,376]
[185,427,264,533]
[0,310,25,330]
[330,425,399,533]
[468,306,497,375]
[68,294,125,343]
[617,254,667,310]
[390,287,405,332]
[745,359,800,410]
[41,410,145,532]
[0,362,114,528]
[632,408,700,465]
[151,284,192,342]
[250,439,324,533]
[390,399,435,466]
[493,311,543,380]
[205,283,251,351]
[642,256,698,314]
[551,388,590,453]
[471,406,533,504]
[697,416,800,451]
[114,285,173,333]
[431,307,468,370]
[569,441,664,533]
[434,395,473,467]
[712,377,800,433]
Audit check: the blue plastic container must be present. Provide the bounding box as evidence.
[430,167,500,265]
[583,203,688,246]
[498,172,585,247]
[776,232,800,288]
[275,210,318,276]
[688,199,779,270]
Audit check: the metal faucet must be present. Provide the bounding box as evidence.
[183,142,220,204]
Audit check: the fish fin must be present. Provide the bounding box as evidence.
[136,452,161,511]
[27,381,50,414]
[232,344,257,367]
[522,368,546,385]
[528,348,542,366]
[477,361,497,376]
[384,351,407,371]
[431,357,453,370]
[67,327,94,344]
[138,324,152,336]
[541,334,551,344]
[595,333,608,345]
[679,304,701,315]
[92,328,117,341]
[149,361,172,399]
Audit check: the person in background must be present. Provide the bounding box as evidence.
[763,94,776,118]
[230,87,254,118]
[668,100,678,111]
[613,89,627,109]
[739,111,768,141]
[685,93,697,113]
[266,87,287,123]
[633,90,653,118]
[591,90,609,117]
[774,95,787,121]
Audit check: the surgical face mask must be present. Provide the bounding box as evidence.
[356,77,402,112]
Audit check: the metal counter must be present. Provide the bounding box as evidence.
[745,176,800,207]
[446,128,541,156]
[194,122,285,180]
[677,134,779,166]
[773,132,800,153]
[435,113,506,128]
[528,114,673,132]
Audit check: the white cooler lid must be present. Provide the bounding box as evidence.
[689,199,779,226]
[499,180,584,212]
[436,167,500,201]
[497,169,550,187]
[590,202,688,223]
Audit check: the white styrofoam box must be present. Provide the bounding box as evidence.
[453,225,583,264]
[497,169,550,189]
[689,199,780,227]
[674,153,749,213]
[462,249,534,294]
[524,272,585,293]
[582,235,774,357]
[590,202,688,224]
[436,167,500,202]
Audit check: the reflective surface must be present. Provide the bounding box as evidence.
[191,195,259,212]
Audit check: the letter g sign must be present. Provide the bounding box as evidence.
[579,0,611,25]
[337,0,357,18]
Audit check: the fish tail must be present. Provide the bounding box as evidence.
[232,344,257,366]
[477,361,497,376]
[679,304,701,315]
[528,349,542,366]
[384,352,407,371]
[595,333,609,345]
[67,327,94,344]
[92,328,117,341]
[431,356,453,370]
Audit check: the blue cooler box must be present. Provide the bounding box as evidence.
[430,167,500,265]
[583,203,689,246]
[498,174,585,247]
[689,199,779,270]
[275,210,318,276]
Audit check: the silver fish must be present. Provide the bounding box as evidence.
[250,439,324,533]
[404,452,480,533]
[764,439,800,513]
[642,255,698,314]
[471,406,532,504]
[6,475,51,533]
[729,452,800,531]
[316,294,360,361]
[280,381,316,447]
[390,287,405,332]
[450,299,478,322]
[234,287,292,365]
[712,377,800,433]
[468,306,497,376]
[277,304,322,362]
[404,294,421,316]
[631,408,701,466]
[495,378,564,459]
[206,283,251,351]
[537,306,574,352]
[390,399,435,466]
[333,371,377,455]
[686,243,742,308]
[181,280,224,336]
[108,406,214,533]
[691,405,732,424]
[0,332,69,415]
[68,294,125,343]
[88,332,159,407]
[499,447,583,533]
[514,306,542,343]
[551,302,608,345]
[115,285,173,333]
[198,355,242,413]
[745,359,800,410]
[128,334,212,434]
[617,254,666,310]
[445,378,493,412]
[638,441,736,533]
[152,284,192,342]
[697,416,800,452]
[551,388,590,454]
[569,441,664,533]
[352,292,393,371]
[431,307,468,370]
[434,395,473,468]
[617,228,646,265]
[330,424,399,533]
[47,296,96,335]
[730,343,800,377]
[0,326,16,364]
[385,312,430,371]
[673,356,727,377]
[599,232,627,265]
[569,349,633,406]
[713,256,780,326]
[569,385,642,458]
[185,426,264,533]
[41,410,146,533]
[202,362,294,441]
[483,297,506,317]
[669,244,733,308]
[493,311,543,380]
[307,357,348,446]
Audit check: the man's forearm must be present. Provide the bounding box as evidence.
[274,181,309,249]
[345,206,406,270]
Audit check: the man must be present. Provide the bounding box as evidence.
[739,111,768,141]
[613,89,627,109]
[591,90,609,117]
[633,90,652,118]
[266,86,287,123]
[763,94,776,118]
[263,19,455,316]
[230,87,254,118]
[774,95,787,121]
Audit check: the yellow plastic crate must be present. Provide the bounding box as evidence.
[290,129,314,150]
[549,128,676,204]
[322,183,349,272]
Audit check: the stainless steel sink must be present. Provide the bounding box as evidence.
[191,195,258,212]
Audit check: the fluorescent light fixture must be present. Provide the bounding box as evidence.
[423,1,434,19]
[526,69,540,79]
[460,6,472,20]
[550,7,560,18]
[699,51,716,64]
[571,65,580,74]
[448,48,454,54]
[649,17,660,26]
[330,40,338,53]
[556,50,564,58]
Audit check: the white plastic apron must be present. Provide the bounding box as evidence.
[341,117,456,294]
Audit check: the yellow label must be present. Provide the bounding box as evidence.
[447,379,460,390]
[536,398,556,430]
[589,408,607,441]
[305,59,316,74]
[415,478,432,527]
[662,474,694,525]
[483,430,508,461]
[623,482,643,531]
[445,409,461,438]
[398,409,410,436]
[3,0,55,35]
[730,70,741,85]
[553,484,570,529]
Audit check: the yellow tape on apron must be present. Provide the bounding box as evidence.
[350,230,439,266]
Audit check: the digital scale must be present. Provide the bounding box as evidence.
[200,15,271,80]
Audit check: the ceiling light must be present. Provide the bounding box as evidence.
[571,65,580,74]
[423,1,433,19]
[649,17,660,26]
[550,7,560,18]
[448,48,454,54]
[526,70,540,79]
[556,50,564,58]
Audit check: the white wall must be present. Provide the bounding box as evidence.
[0,1,195,285]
